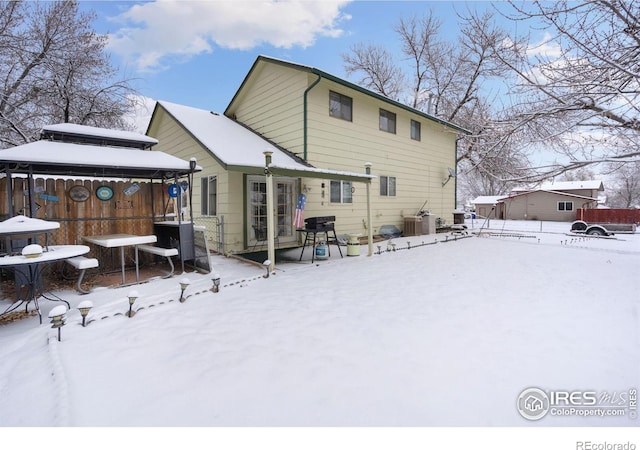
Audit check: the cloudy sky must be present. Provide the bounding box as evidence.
[81,0,528,126]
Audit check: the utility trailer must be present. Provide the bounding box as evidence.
[569,220,636,236]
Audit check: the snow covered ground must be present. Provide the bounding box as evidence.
[0,220,638,440]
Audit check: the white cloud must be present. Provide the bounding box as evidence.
[107,0,352,72]
[526,32,562,59]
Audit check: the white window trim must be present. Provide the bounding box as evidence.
[330,180,353,204]
[201,175,217,216]
[558,201,574,211]
[380,175,397,197]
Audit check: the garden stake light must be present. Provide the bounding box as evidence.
[179,278,191,303]
[262,260,271,278]
[48,305,67,342]
[127,290,138,318]
[211,273,221,293]
[77,300,93,327]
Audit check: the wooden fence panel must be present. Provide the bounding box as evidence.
[1,177,170,248]
[577,208,640,224]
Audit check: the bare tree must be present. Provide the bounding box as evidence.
[558,167,597,182]
[0,1,137,148]
[343,1,640,195]
[343,43,405,101]
[492,1,640,178]
[342,9,533,201]
[606,162,640,207]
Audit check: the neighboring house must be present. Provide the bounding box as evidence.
[470,196,505,220]
[147,55,469,254]
[471,180,604,222]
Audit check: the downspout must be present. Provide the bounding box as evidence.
[188,158,197,271]
[454,138,459,210]
[303,74,322,161]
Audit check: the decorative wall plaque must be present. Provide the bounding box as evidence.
[96,186,114,201]
[68,185,90,202]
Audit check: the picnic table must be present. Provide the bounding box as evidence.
[82,234,157,285]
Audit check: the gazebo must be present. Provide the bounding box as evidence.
[0,123,202,272]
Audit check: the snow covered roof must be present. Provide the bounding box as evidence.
[502,189,598,202]
[471,195,505,205]
[42,123,158,149]
[541,180,604,191]
[512,180,604,192]
[155,101,373,183]
[0,140,200,179]
[472,190,598,205]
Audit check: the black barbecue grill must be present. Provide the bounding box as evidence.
[298,216,343,263]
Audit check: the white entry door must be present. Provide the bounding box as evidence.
[247,176,297,246]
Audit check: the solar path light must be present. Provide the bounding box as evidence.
[126,290,139,318]
[48,305,67,342]
[77,300,93,327]
[179,278,191,303]
[211,273,221,293]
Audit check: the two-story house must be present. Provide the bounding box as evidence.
[147,55,469,254]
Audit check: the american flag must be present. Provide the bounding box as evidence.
[294,193,307,229]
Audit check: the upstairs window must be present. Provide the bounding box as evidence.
[329,91,352,121]
[380,176,397,197]
[411,119,421,141]
[379,109,396,134]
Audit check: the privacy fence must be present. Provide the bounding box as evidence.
[576,208,640,224]
[1,176,226,264]
[0,177,173,247]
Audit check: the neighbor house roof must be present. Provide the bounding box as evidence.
[500,190,598,202]
[225,55,471,136]
[512,180,604,193]
[153,100,373,183]
[471,195,505,205]
[472,189,599,207]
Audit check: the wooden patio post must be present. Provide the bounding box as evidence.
[365,162,373,256]
[264,151,275,272]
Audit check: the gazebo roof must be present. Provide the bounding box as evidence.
[0,140,200,179]
[41,123,159,149]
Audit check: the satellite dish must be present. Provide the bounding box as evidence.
[442,167,457,187]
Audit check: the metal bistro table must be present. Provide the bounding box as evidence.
[82,234,157,285]
[0,245,90,324]
[0,216,60,254]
